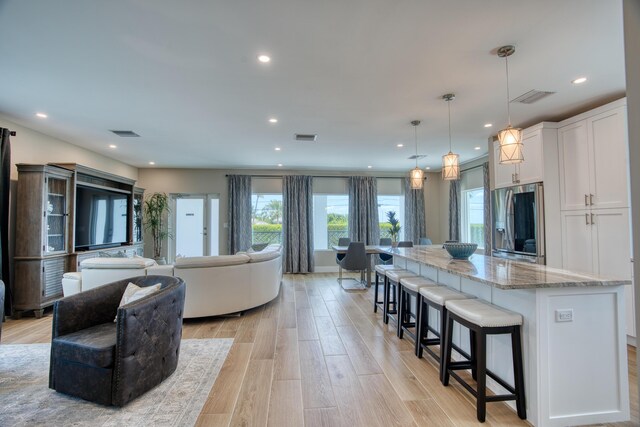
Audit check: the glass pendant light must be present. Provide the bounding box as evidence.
[497,45,524,164]
[441,93,460,180]
[409,120,424,190]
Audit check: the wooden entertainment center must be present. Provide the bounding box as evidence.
[13,163,144,318]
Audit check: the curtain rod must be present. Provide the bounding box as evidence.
[225,174,404,179]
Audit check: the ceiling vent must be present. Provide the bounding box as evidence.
[511,90,555,104]
[408,154,427,160]
[294,133,317,142]
[110,130,140,137]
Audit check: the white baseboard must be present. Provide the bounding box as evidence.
[314,266,339,273]
[627,334,636,347]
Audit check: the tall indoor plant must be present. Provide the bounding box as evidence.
[143,192,171,264]
[386,211,401,244]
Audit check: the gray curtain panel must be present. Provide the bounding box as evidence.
[283,175,314,273]
[227,175,252,254]
[483,162,491,255]
[348,176,380,245]
[448,180,460,241]
[403,177,426,244]
[0,128,10,316]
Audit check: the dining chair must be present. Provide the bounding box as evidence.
[337,242,368,287]
[336,237,351,281]
[397,241,414,248]
[378,238,393,264]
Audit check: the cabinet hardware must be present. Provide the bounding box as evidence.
[590,194,594,206]
[512,173,515,183]
[591,213,594,224]
[584,194,588,206]
[585,213,589,225]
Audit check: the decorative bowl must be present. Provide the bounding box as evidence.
[443,242,478,260]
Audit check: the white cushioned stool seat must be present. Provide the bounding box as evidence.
[386,270,418,283]
[62,272,82,296]
[80,257,156,269]
[419,286,471,306]
[399,276,438,292]
[374,264,404,275]
[445,299,522,328]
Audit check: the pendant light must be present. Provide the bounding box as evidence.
[409,120,424,190]
[497,45,524,164]
[441,93,460,180]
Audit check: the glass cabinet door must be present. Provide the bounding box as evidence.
[45,176,68,253]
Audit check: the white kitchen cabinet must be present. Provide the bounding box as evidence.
[626,260,636,340]
[561,208,632,280]
[558,105,629,211]
[493,126,544,189]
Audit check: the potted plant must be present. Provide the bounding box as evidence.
[143,192,171,264]
[386,211,401,245]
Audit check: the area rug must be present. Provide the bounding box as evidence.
[0,338,233,427]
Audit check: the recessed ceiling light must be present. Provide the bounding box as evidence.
[275,147,281,151]
[475,146,481,150]
[148,161,155,165]
[572,77,587,84]
[397,144,404,148]
[36,112,48,118]
[269,118,278,123]
[109,144,117,149]
[367,165,372,169]
[258,55,271,63]
[484,123,492,128]
[425,166,431,170]
[277,163,283,167]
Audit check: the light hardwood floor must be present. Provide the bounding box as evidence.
[2,273,638,427]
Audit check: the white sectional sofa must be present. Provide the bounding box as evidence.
[63,244,283,318]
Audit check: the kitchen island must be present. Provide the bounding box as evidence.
[386,246,631,427]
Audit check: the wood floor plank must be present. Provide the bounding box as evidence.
[229,359,274,427]
[314,315,347,356]
[294,290,310,309]
[296,308,319,341]
[251,317,277,360]
[357,374,416,427]
[201,343,253,415]
[266,380,304,427]
[274,328,301,380]
[335,324,382,375]
[324,300,352,327]
[195,413,232,427]
[298,340,336,409]
[304,407,344,427]
[235,307,263,343]
[278,301,297,329]
[324,354,377,426]
[308,295,330,317]
[404,399,455,427]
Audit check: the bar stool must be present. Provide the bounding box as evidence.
[416,286,473,370]
[398,276,438,342]
[373,265,403,313]
[442,298,526,423]
[384,270,418,335]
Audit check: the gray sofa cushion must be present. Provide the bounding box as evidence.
[53,322,117,368]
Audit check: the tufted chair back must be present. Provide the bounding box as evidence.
[49,275,186,406]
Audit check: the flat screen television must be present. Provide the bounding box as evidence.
[75,185,130,250]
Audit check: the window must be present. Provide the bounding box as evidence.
[251,193,283,245]
[461,188,484,249]
[313,194,349,249]
[378,195,404,242]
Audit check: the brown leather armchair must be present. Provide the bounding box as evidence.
[49,275,186,406]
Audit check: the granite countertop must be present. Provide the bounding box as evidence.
[384,246,631,290]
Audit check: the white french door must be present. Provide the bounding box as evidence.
[169,194,220,262]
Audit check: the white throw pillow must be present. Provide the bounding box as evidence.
[114,282,161,322]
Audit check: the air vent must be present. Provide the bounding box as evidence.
[295,134,317,142]
[408,154,427,160]
[110,130,140,137]
[512,90,555,104]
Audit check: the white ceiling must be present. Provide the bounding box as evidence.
[0,0,626,171]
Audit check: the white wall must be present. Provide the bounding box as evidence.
[623,0,640,405]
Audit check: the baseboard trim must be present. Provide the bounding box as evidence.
[314,266,339,273]
[627,335,637,347]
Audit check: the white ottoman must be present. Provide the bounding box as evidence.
[62,272,82,296]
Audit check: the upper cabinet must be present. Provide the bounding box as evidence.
[558,105,629,211]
